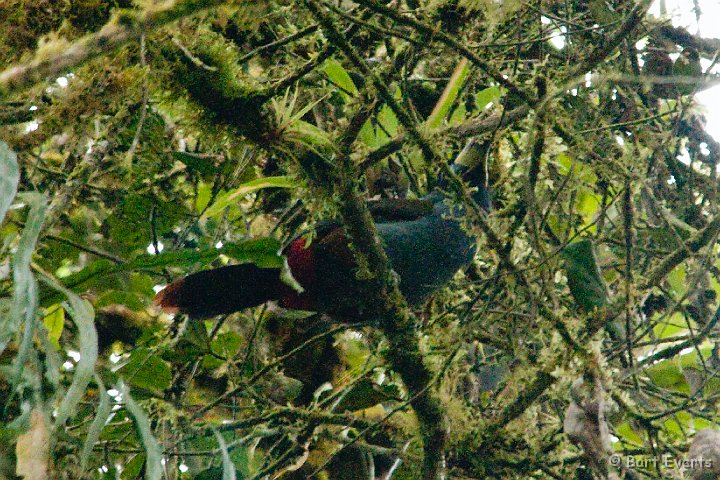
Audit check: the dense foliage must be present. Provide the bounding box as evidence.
[2,0,720,478]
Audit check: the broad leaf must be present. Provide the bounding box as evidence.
[323,58,358,96]
[117,348,172,396]
[42,304,64,349]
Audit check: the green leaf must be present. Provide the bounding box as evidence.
[555,153,597,183]
[164,319,209,362]
[196,467,243,480]
[474,85,502,111]
[561,239,608,312]
[131,249,212,269]
[121,383,163,480]
[52,259,115,289]
[615,421,643,445]
[653,312,688,339]
[377,104,399,137]
[587,0,618,24]
[279,254,305,293]
[117,348,172,396]
[673,49,702,97]
[130,272,155,296]
[202,176,298,219]
[211,332,242,358]
[358,119,378,147]
[667,265,687,296]
[0,140,19,225]
[294,120,332,146]
[577,190,600,229]
[645,345,712,393]
[120,453,146,480]
[323,59,358,96]
[43,304,64,349]
[95,290,145,310]
[646,357,688,392]
[426,58,470,129]
[40,258,120,307]
[132,237,283,270]
[45,239,283,306]
[106,194,184,251]
[196,180,213,213]
[222,237,284,267]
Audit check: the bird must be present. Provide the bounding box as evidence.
[154,142,491,320]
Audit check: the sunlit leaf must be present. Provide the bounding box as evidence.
[614,421,643,446]
[202,176,298,219]
[358,119,378,147]
[323,58,358,96]
[474,85,502,110]
[577,190,600,229]
[377,104,399,137]
[645,345,720,394]
[653,312,689,339]
[129,272,155,296]
[667,265,687,296]
[196,179,213,213]
[43,304,64,349]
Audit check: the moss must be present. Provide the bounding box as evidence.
[68,0,133,32]
[112,9,139,29]
[163,27,274,143]
[0,0,132,63]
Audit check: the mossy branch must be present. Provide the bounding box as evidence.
[302,2,450,477]
[0,0,232,97]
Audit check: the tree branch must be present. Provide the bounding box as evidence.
[0,0,231,97]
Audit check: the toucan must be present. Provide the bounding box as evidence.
[154,142,491,319]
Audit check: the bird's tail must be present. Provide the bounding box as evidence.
[154,264,283,318]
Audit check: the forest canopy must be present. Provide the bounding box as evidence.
[2,0,720,479]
